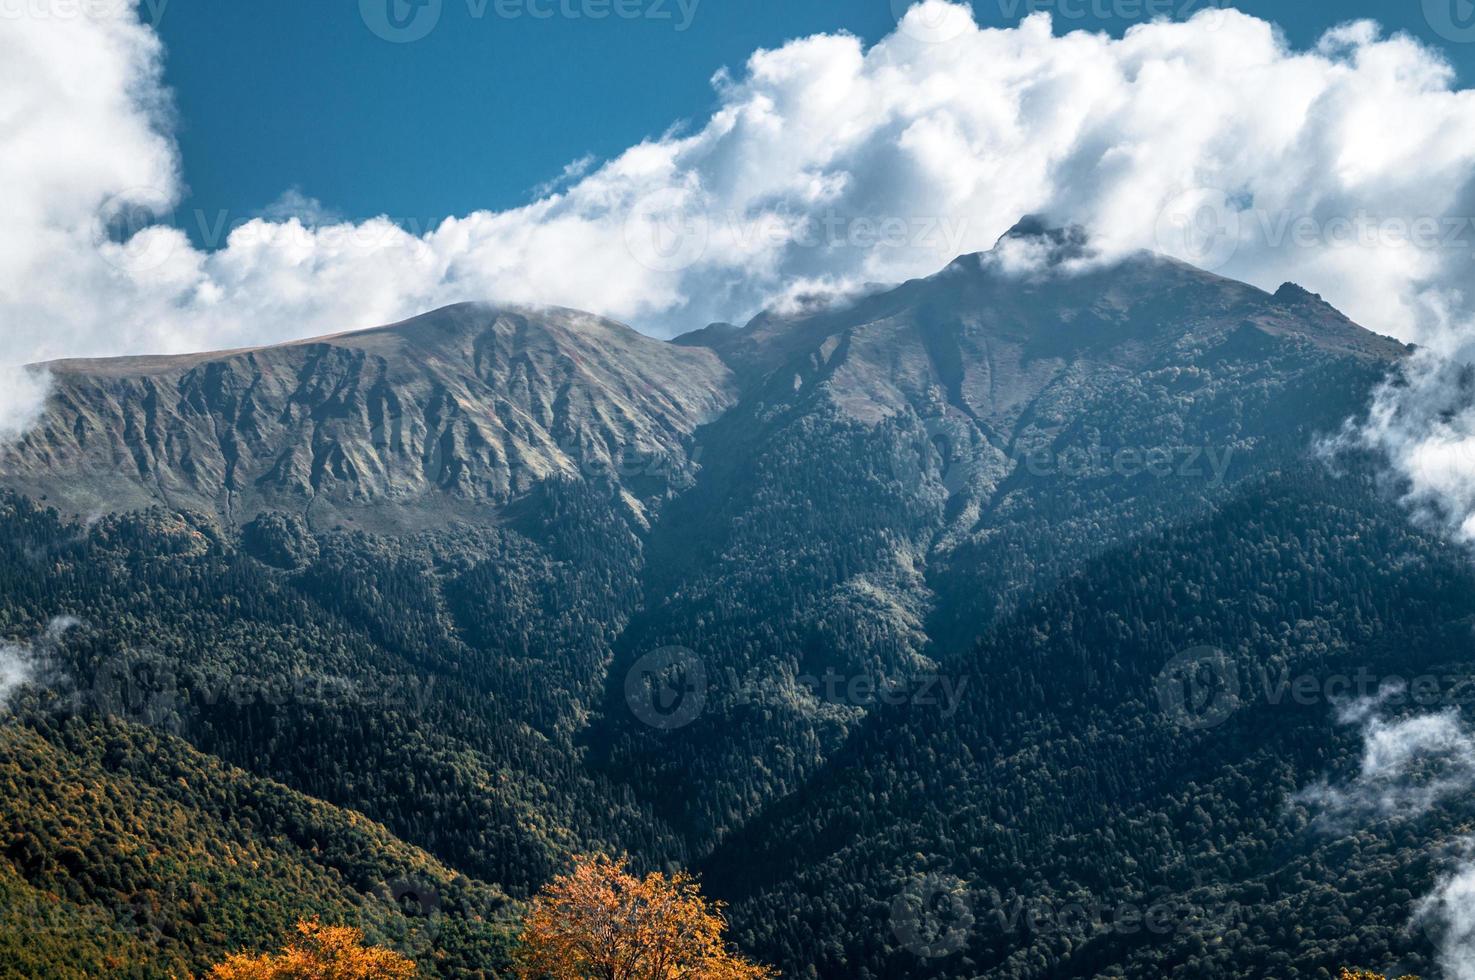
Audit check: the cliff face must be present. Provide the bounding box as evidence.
[0,303,737,529]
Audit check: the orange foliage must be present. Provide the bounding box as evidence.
[514,854,776,980]
[208,919,418,979]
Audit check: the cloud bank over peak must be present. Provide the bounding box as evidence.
[11,3,1475,455]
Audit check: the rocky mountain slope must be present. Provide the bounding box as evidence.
[1,304,736,530]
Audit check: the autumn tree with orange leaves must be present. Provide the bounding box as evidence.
[514,855,776,980]
[208,919,418,979]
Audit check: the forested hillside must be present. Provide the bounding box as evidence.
[0,239,1454,978]
[708,464,1467,978]
[0,704,514,976]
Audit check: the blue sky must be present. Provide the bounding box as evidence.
[150,0,1475,242]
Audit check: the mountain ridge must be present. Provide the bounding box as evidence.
[3,303,737,530]
[1,237,1409,533]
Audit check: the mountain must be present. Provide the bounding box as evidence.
[0,227,1449,978]
[2,303,735,531]
[596,233,1407,853]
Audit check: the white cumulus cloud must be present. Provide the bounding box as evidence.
[10,1,1475,478]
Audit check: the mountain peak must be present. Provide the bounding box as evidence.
[1273,281,1329,308]
[991,215,1093,264]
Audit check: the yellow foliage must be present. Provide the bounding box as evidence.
[515,854,777,980]
[1339,969,1420,980]
[208,919,417,979]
